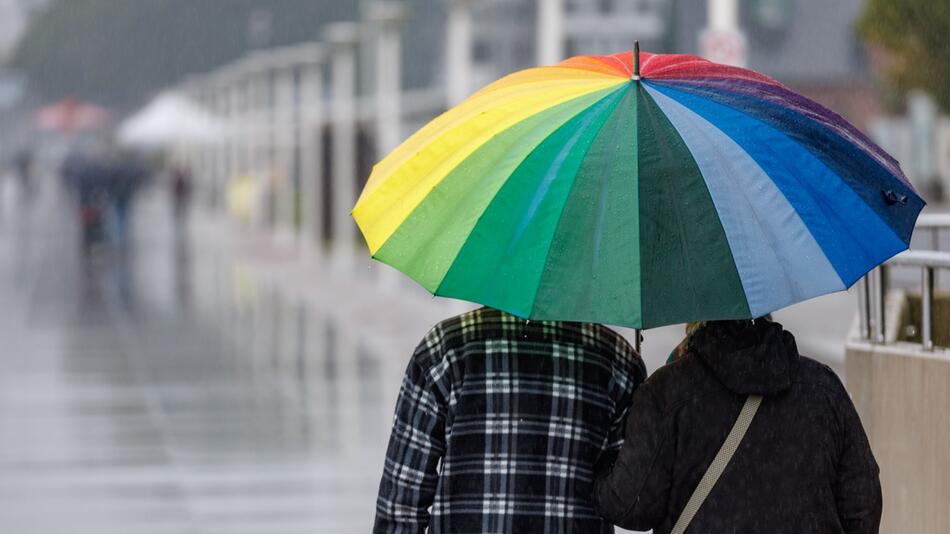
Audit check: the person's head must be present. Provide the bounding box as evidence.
[668,315,775,365]
[685,314,773,339]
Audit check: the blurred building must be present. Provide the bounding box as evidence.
[395,0,873,124]
[170,0,885,261]
[467,0,670,87]
[361,0,673,100]
[0,0,49,61]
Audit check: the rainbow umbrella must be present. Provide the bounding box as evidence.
[352,47,924,329]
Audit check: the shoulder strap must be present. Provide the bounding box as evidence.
[671,394,763,534]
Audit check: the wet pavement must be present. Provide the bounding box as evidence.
[0,183,390,533]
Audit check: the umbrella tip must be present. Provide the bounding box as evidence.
[632,41,641,81]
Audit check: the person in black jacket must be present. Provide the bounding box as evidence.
[593,319,882,534]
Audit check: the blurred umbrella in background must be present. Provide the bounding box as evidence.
[352,47,925,330]
[117,91,224,149]
[33,98,110,133]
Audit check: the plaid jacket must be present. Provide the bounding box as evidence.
[374,308,645,533]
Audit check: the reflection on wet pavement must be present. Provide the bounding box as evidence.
[0,185,390,533]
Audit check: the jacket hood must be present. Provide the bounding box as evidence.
[687,320,800,396]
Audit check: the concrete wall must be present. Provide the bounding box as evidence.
[846,339,950,532]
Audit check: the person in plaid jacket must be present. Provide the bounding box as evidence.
[374,307,645,533]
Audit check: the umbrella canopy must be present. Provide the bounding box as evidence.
[117,92,223,148]
[352,49,924,329]
[33,98,110,133]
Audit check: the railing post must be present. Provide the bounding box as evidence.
[921,266,935,350]
[873,265,887,344]
[857,276,870,340]
[932,227,940,287]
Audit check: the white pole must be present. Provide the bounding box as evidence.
[216,83,230,208]
[325,23,361,272]
[243,57,269,228]
[370,2,405,155]
[701,0,746,67]
[275,62,296,232]
[536,0,564,66]
[230,70,245,179]
[298,49,325,257]
[708,0,739,31]
[446,0,474,106]
[369,2,407,292]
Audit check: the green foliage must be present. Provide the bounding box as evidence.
[10,0,357,108]
[858,0,950,111]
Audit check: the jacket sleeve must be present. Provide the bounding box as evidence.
[833,389,882,534]
[605,352,647,454]
[593,382,674,531]
[374,342,449,534]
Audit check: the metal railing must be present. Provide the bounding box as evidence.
[857,213,950,350]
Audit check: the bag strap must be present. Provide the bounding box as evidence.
[670,394,763,534]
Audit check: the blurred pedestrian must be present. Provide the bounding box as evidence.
[593,319,881,534]
[170,164,192,237]
[171,165,192,216]
[60,150,110,253]
[13,148,33,200]
[108,153,148,248]
[374,307,645,533]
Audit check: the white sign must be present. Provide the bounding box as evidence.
[700,28,748,68]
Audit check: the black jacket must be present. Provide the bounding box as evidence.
[593,320,881,533]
